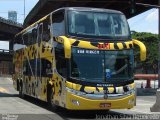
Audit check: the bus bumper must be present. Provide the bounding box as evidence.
[66,91,135,110]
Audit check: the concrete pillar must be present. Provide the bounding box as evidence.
[9,61,13,75]
[158,0,160,88]
[9,40,14,75]
[9,40,13,51]
[151,1,160,111]
[145,79,151,88]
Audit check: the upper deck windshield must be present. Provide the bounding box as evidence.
[68,10,131,39]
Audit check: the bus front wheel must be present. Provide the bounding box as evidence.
[19,81,24,98]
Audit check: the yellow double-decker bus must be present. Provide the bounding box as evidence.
[13,7,146,110]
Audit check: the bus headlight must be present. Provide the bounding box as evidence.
[71,99,80,106]
[66,87,86,96]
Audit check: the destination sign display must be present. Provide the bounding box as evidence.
[76,49,100,54]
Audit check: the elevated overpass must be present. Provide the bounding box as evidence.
[0,17,22,40]
[0,17,23,75]
[0,49,13,61]
[0,17,23,50]
[24,0,159,27]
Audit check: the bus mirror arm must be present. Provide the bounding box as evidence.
[62,37,71,59]
[133,39,146,61]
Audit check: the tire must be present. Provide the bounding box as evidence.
[48,87,59,111]
[19,81,25,98]
[17,79,19,91]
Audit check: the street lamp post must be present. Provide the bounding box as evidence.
[24,0,25,20]
[158,0,160,88]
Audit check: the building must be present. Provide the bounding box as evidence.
[8,11,17,22]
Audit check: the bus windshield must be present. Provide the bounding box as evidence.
[68,10,130,39]
[71,48,134,83]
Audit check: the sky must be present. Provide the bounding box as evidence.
[128,8,158,34]
[0,0,159,50]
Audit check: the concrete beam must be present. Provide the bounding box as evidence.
[0,17,23,41]
[0,22,22,35]
[24,0,159,27]
[0,56,12,61]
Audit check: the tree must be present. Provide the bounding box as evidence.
[132,31,159,73]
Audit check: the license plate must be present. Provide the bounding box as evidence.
[99,103,111,108]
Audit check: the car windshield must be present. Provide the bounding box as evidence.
[68,10,130,39]
[71,48,134,83]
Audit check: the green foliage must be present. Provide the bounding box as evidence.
[131,31,159,73]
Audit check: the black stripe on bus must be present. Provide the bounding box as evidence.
[129,43,133,48]
[114,43,119,49]
[122,42,127,49]
[72,41,80,46]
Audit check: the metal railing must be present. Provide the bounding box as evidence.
[0,16,22,27]
[0,49,13,54]
[134,74,158,89]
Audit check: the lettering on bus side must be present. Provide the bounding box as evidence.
[97,43,110,49]
[77,49,100,54]
[96,84,113,87]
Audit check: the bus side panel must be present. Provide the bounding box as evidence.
[40,41,67,107]
[12,49,24,91]
[48,73,66,107]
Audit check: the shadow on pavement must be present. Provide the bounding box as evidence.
[136,88,157,96]
[21,95,134,120]
[0,92,18,97]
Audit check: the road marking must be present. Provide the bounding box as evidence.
[7,78,12,82]
[136,104,153,106]
[137,99,156,104]
[0,87,9,93]
[130,109,151,114]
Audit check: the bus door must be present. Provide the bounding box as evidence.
[51,10,66,104]
[37,19,52,100]
[36,23,44,99]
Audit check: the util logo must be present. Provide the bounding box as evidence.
[97,43,110,49]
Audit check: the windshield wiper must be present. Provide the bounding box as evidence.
[112,64,128,75]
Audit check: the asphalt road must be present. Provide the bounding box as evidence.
[0,77,160,120]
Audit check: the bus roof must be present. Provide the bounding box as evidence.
[16,7,123,37]
[15,14,49,37]
[64,7,123,14]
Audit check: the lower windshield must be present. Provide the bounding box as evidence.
[71,48,134,83]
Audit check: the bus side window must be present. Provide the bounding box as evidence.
[43,17,51,42]
[38,24,43,44]
[14,35,25,51]
[55,43,67,77]
[36,59,41,77]
[32,28,37,44]
[52,11,65,37]
[23,30,32,46]
[28,30,32,45]
[41,59,52,77]
[23,61,29,75]
[22,33,28,46]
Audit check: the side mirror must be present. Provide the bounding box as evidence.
[59,36,71,59]
[133,39,146,61]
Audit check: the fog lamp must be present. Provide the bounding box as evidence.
[71,100,80,106]
[128,99,134,105]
